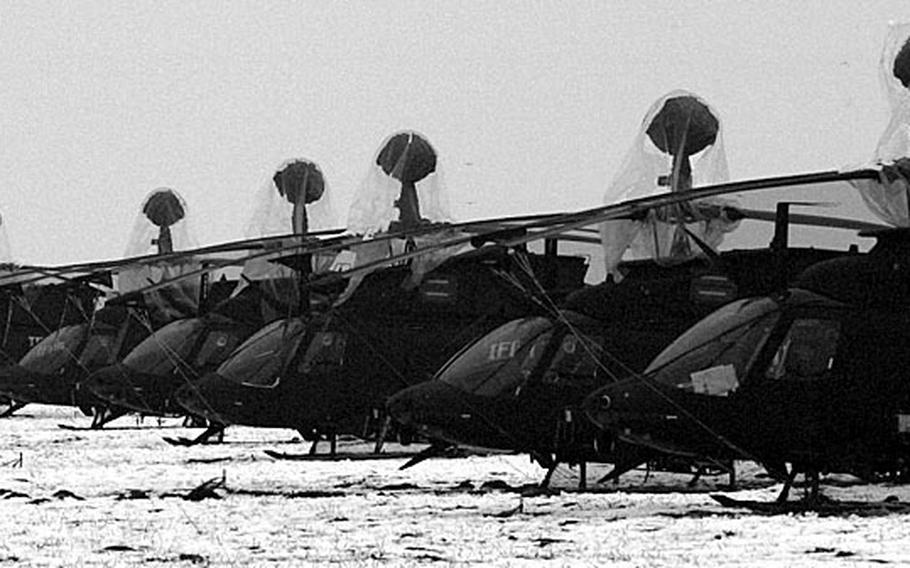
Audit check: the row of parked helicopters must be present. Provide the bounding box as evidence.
[2,26,910,506]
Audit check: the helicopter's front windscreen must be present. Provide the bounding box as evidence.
[19,324,89,374]
[122,318,206,376]
[218,318,306,388]
[645,297,781,396]
[438,317,553,397]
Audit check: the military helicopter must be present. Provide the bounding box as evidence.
[0,188,223,425]
[583,204,910,502]
[0,211,105,415]
[83,158,341,422]
[386,91,891,487]
[583,26,910,501]
[168,131,593,449]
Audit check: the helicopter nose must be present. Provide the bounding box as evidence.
[0,365,42,401]
[84,365,137,404]
[174,382,207,416]
[83,366,115,397]
[583,385,628,432]
[387,388,419,426]
[174,375,233,425]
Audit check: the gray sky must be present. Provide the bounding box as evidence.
[2,1,909,264]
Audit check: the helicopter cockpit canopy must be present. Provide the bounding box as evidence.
[644,296,781,397]
[438,317,553,397]
[241,158,339,304]
[853,24,910,227]
[118,188,200,323]
[18,323,88,374]
[600,91,738,281]
[121,318,208,376]
[438,314,605,398]
[218,318,307,388]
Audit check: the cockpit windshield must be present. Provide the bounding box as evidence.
[438,317,553,397]
[539,332,605,387]
[122,319,206,376]
[646,297,780,396]
[218,318,306,388]
[19,324,88,374]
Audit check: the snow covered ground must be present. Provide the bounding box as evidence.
[0,406,909,567]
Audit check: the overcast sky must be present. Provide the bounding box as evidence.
[2,1,909,264]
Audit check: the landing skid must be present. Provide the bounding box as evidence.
[264,449,426,462]
[58,423,184,432]
[56,407,130,430]
[162,425,226,447]
[0,401,27,418]
[711,494,910,515]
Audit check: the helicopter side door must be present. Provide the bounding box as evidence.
[743,310,845,466]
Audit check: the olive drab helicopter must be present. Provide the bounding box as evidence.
[0,210,101,369]
[583,207,910,503]
[584,25,910,503]
[387,91,891,487]
[0,211,104,414]
[168,131,593,450]
[83,158,340,423]
[0,188,222,426]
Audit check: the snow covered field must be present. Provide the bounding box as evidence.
[1,406,909,567]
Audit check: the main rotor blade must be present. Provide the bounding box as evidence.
[116,168,886,298]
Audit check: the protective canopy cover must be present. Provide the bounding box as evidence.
[241,158,337,281]
[854,23,910,227]
[118,188,200,323]
[599,90,738,280]
[346,131,452,236]
[0,211,12,265]
[122,188,196,258]
[335,132,465,303]
[244,158,337,239]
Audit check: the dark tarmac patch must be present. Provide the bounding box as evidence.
[0,489,30,499]
[100,545,138,552]
[712,494,910,517]
[116,489,151,500]
[231,488,345,499]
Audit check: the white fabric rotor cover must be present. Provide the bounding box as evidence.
[599,90,738,281]
[117,187,201,322]
[854,23,910,227]
[244,158,337,239]
[241,158,339,286]
[122,187,197,258]
[346,130,452,237]
[0,211,12,265]
[335,131,465,304]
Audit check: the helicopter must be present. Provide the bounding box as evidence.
[0,211,104,414]
[583,207,910,502]
[82,158,342,422]
[385,92,891,486]
[167,130,593,449]
[581,24,910,502]
[0,188,225,426]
